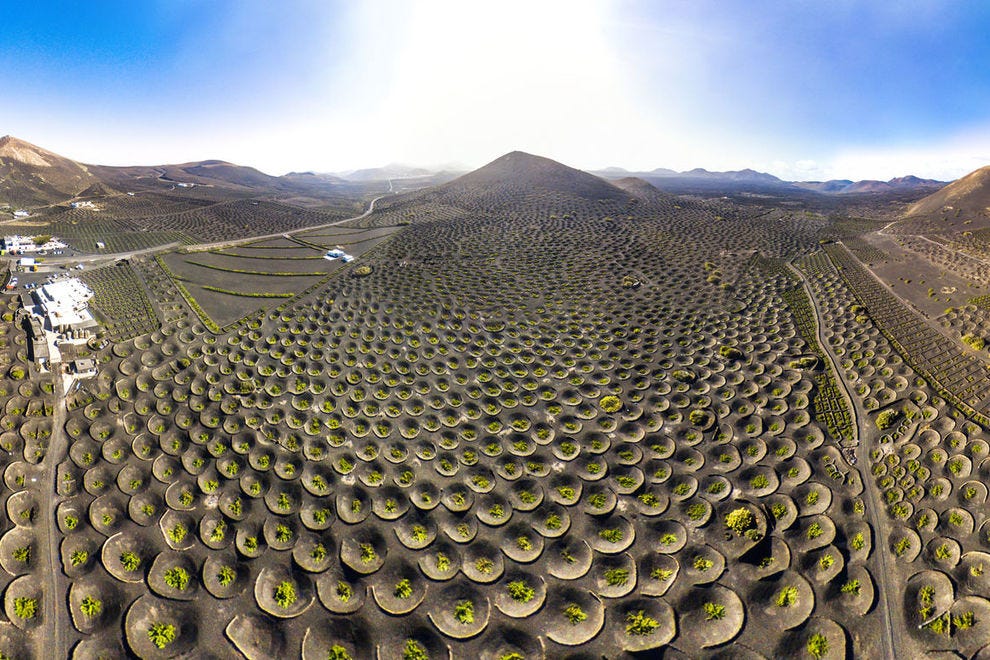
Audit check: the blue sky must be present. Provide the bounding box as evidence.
[2,1,990,179]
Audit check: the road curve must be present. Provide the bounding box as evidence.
[2,192,391,269]
[187,193,390,253]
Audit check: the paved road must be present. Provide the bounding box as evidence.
[2,192,389,269]
[183,193,389,253]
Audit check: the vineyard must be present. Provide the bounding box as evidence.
[824,242,990,425]
[80,261,160,340]
[783,263,856,445]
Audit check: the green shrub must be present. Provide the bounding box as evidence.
[564,603,588,624]
[599,395,622,413]
[273,581,297,609]
[147,622,176,649]
[326,644,354,660]
[703,602,725,620]
[725,507,754,534]
[776,585,798,607]
[217,566,236,586]
[875,408,900,430]
[402,639,428,660]
[625,609,660,635]
[806,633,828,659]
[80,596,102,617]
[453,599,474,624]
[120,551,142,572]
[507,580,535,602]
[393,578,413,599]
[163,567,190,591]
[13,597,37,620]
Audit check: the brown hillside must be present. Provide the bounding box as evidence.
[440,151,632,208]
[906,166,990,218]
[0,135,97,207]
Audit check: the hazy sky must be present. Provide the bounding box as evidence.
[3,1,990,180]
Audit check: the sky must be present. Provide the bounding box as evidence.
[3,0,990,180]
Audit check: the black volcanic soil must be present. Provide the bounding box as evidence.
[8,150,990,658]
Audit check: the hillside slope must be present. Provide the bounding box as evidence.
[0,135,98,207]
[436,151,632,210]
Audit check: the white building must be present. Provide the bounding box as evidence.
[324,247,355,262]
[35,278,97,333]
[12,210,29,219]
[3,235,36,253]
[2,235,67,254]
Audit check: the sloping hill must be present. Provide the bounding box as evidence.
[91,160,284,192]
[906,166,990,220]
[0,135,98,207]
[611,176,676,206]
[438,151,632,209]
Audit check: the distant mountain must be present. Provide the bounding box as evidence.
[905,165,990,219]
[0,135,383,212]
[91,159,287,192]
[94,159,381,203]
[797,175,945,195]
[339,164,438,182]
[282,171,347,185]
[443,151,631,205]
[596,166,784,184]
[0,135,98,206]
[792,180,855,193]
[682,168,785,185]
[593,165,797,196]
[595,164,945,197]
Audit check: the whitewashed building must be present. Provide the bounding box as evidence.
[35,278,97,333]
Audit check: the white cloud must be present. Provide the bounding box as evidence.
[12,1,990,182]
[826,127,990,181]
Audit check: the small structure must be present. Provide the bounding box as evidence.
[70,201,98,210]
[24,316,49,364]
[12,210,29,219]
[95,241,105,249]
[18,257,36,271]
[324,247,355,262]
[71,358,97,377]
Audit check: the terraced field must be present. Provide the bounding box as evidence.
[155,224,403,331]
